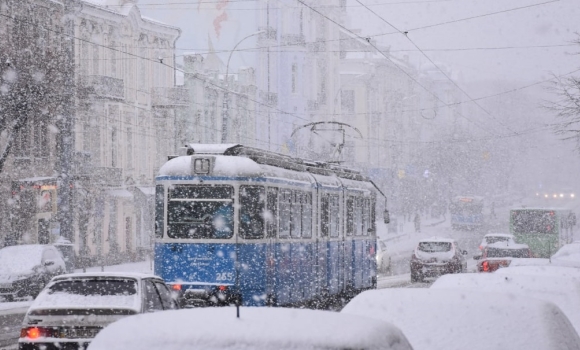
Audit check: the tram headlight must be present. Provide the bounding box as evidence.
[572,193,576,198]
[544,194,548,198]
[560,193,564,198]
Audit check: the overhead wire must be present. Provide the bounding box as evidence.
[354,0,524,136]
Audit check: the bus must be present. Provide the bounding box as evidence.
[450,196,484,230]
[509,208,572,258]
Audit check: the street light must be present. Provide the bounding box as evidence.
[221,30,265,143]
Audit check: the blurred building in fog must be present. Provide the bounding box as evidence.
[0,0,182,266]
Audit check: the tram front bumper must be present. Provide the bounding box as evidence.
[170,284,240,307]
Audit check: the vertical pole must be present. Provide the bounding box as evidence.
[58,0,77,243]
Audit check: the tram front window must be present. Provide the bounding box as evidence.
[167,201,233,239]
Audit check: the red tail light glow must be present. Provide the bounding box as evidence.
[483,261,489,272]
[218,285,227,291]
[20,327,56,339]
[171,284,182,291]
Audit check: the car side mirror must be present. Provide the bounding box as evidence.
[383,209,390,224]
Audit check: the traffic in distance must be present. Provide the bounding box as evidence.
[0,145,578,350]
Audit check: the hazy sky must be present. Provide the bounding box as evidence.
[346,0,579,84]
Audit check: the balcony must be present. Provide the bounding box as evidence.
[91,167,122,186]
[307,99,319,111]
[258,26,277,41]
[80,75,124,100]
[259,91,278,106]
[281,34,306,47]
[151,87,190,108]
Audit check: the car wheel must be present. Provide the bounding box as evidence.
[410,269,421,283]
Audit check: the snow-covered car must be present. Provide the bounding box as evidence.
[87,307,413,350]
[431,271,580,334]
[342,288,580,350]
[0,244,66,301]
[18,272,178,350]
[376,239,391,274]
[476,241,532,272]
[410,237,467,282]
[478,233,516,250]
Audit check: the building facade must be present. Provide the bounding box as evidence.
[0,0,182,266]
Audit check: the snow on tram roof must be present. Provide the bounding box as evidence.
[185,143,241,155]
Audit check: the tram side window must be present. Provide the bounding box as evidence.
[362,199,371,236]
[291,191,302,238]
[240,186,265,239]
[330,195,340,237]
[346,197,354,236]
[266,188,278,238]
[355,197,363,236]
[321,195,330,237]
[279,190,291,237]
[302,193,312,238]
[155,185,164,238]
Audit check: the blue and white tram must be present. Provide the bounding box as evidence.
[154,144,386,307]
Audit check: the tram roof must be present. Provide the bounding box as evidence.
[182,143,371,182]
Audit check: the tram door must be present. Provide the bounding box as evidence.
[265,187,278,304]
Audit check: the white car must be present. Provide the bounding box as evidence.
[0,244,66,301]
[342,288,580,350]
[19,272,178,349]
[376,239,391,274]
[88,307,413,350]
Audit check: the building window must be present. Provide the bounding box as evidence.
[291,63,297,94]
[126,127,132,169]
[111,127,117,167]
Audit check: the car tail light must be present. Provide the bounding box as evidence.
[482,261,489,272]
[218,285,228,291]
[171,284,182,291]
[20,327,57,339]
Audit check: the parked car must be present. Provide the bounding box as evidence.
[376,239,391,274]
[0,244,66,301]
[410,237,467,282]
[87,307,413,350]
[342,288,580,350]
[18,272,178,350]
[476,241,532,272]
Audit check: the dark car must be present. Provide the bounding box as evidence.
[410,237,467,282]
[0,245,66,301]
[18,272,178,350]
[476,242,532,272]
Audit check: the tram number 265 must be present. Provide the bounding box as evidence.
[216,272,234,281]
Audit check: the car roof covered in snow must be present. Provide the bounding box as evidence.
[431,273,580,335]
[485,241,529,250]
[342,288,580,350]
[88,307,413,350]
[484,233,514,238]
[418,237,455,243]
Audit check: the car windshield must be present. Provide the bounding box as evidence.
[48,279,138,296]
[167,185,234,239]
[418,242,452,253]
[486,248,530,258]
